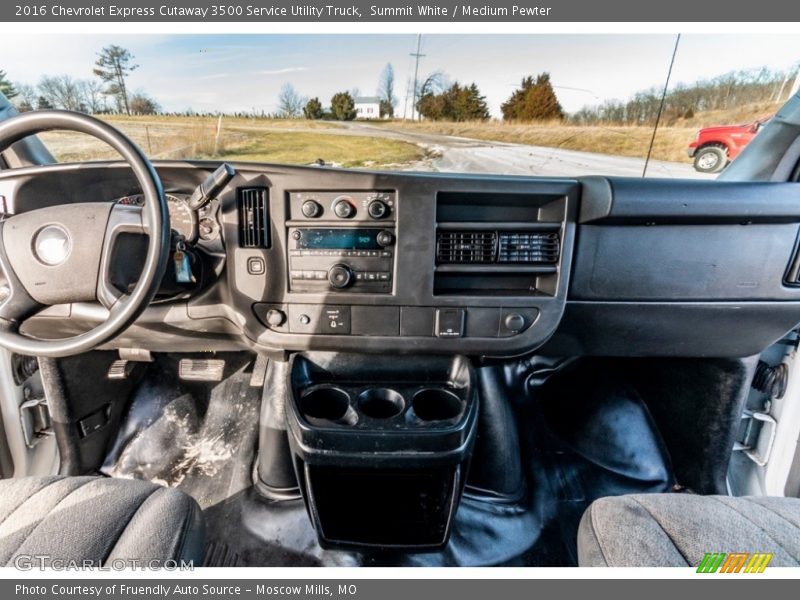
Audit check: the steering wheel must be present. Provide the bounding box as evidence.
[0,110,170,357]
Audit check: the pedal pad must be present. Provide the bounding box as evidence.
[107,359,131,380]
[178,358,225,382]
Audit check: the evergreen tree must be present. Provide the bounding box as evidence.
[330,92,356,121]
[0,70,17,99]
[501,73,564,121]
[303,97,324,120]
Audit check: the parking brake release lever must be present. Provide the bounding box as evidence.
[187,163,236,210]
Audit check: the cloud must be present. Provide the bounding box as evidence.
[259,67,309,76]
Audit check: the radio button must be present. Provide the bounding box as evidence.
[290,270,304,280]
[378,272,391,281]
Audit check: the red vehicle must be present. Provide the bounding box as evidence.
[688,116,771,173]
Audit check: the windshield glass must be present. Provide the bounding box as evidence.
[0,33,797,178]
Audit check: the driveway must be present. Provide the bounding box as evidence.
[341,121,714,179]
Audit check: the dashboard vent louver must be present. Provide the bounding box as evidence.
[237,187,270,248]
[437,231,497,264]
[436,230,560,265]
[498,231,560,264]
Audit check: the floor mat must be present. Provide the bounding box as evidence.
[102,355,675,567]
[101,354,260,508]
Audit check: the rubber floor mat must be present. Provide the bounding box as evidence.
[101,354,261,508]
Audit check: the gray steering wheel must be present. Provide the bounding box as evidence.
[0,110,170,357]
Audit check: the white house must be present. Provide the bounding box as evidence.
[354,96,382,120]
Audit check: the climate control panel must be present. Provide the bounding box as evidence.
[289,191,395,222]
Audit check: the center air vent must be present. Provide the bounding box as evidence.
[437,231,497,264]
[237,187,270,248]
[436,230,559,265]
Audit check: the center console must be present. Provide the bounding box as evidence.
[283,352,477,549]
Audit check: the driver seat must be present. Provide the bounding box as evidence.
[0,476,205,567]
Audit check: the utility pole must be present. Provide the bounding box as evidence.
[409,34,425,121]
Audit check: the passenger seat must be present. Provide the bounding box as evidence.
[0,476,205,566]
[577,493,800,567]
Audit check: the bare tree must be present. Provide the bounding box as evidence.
[377,63,396,118]
[38,75,84,111]
[13,83,37,111]
[129,93,160,115]
[79,79,106,113]
[94,45,138,115]
[277,83,305,118]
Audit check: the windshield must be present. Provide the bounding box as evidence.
[0,33,797,179]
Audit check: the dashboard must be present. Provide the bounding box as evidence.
[3,160,800,359]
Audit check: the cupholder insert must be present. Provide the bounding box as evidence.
[357,388,405,419]
[412,388,464,421]
[299,386,352,422]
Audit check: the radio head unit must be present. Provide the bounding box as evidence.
[288,227,395,293]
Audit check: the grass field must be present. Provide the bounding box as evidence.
[38,115,425,168]
[33,101,780,168]
[375,101,781,164]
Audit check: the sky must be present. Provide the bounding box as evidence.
[1,34,798,117]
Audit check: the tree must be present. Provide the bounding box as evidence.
[94,45,138,115]
[129,93,159,115]
[277,82,305,118]
[330,91,356,121]
[0,71,17,99]
[417,82,490,122]
[378,63,395,118]
[14,83,36,112]
[501,73,565,121]
[36,96,54,110]
[303,97,324,120]
[38,75,84,111]
[79,79,106,113]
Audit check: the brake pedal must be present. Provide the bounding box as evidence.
[178,358,225,382]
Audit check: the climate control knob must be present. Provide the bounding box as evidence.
[368,199,389,219]
[327,264,354,289]
[301,199,322,218]
[332,197,356,219]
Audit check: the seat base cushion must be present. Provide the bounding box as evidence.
[578,493,800,567]
[0,476,205,567]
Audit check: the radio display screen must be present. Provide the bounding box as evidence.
[297,228,383,250]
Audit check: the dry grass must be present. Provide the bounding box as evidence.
[37,115,425,168]
[377,101,783,163]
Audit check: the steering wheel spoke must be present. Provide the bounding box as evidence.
[0,225,42,323]
[97,203,147,310]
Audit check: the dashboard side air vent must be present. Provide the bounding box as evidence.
[436,231,497,264]
[237,187,270,248]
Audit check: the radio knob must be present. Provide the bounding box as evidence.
[376,231,394,247]
[368,199,389,219]
[332,198,356,219]
[301,200,322,218]
[328,264,354,289]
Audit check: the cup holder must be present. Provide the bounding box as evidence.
[412,388,464,422]
[299,386,355,424]
[357,388,405,419]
